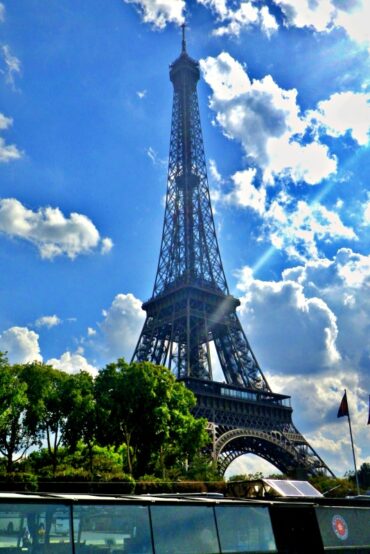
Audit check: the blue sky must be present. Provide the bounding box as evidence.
[0,0,369,477]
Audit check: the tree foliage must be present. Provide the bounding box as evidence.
[0,354,209,482]
[95,359,209,477]
[0,355,34,472]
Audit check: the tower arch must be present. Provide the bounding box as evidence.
[215,428,308,476]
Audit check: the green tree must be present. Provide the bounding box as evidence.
[63,371,97,474]
[358,463,370,489]
[20,363,71,475]
[95,360,209,477]
[310,475,358,497]
[0,354,35,473]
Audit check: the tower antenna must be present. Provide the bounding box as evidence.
[181,22,186,53]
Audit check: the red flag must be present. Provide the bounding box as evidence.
[337,391,349,418]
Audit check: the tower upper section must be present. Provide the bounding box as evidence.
[152,26,229,297]
[170,25,200,90]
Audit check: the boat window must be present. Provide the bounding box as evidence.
[315,506,370,550]
[0,503,71,552]
[215,505,277,553]
[151,505,220,554]
[73,504,152,554]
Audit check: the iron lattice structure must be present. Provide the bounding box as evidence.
[132,29,333,478]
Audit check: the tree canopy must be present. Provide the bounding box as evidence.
[95,359,209,477]
[0,354,209,481]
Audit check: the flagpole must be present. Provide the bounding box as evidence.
[345,390,360,495]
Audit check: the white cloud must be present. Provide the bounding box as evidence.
[274,0,370,50]
[0,113,12,130]
[214,173,355,260]
[274,0,335,32]
[282,248,370,388]
[310,91,370,146]
[264,198,357,260]
[265,138,337,185]
[213,2,259,37]
[259,6,279,37]
[335,0,370,50]
[364,200,370,225]
[0,114,22,162]
[47,351,98,377]
[200,52,337,186]
[124,0,185,29]
[87,327,97,337]
[197,0,228,19]
[0,198,112,259]
[198,0,278,38]
[101,237,113,254]
[225,454,281,478]
[209,159,223,183]
[198,0,370,49]
[0,326,42,363]
[236,267,340,374]
[1,45,21,89]
[268,370,369,474]
[137,89,147,99]
[147,146,166,166]
[224,168,266,214]
[233,249,370,474]
[35,315,61,328]
[0,137,22,163]
[99,293,145,361]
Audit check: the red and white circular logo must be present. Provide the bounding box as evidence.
[332,515,348,541]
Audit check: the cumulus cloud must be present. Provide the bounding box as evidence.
[282,248,370,389]
[268,368,369,473]
[213,170,355,260]
[224,168,267,214]
[198,0,370,50]
[200,52,337,186]
[35,315,61,328]
[274,0,370,50]
[197,0,278,38]
[233,249,370,473]
[310,91,370,146]
[1,45,21,89]
[0,326,42,363]
[335,0,370,50]
[0,198,113,259]
[236,267,340,375]
[264,197,357,260]
[99,293,145,361]
[47,351,98,377]
[123,0,184,29]
[0,114,22,162]
[273,0,335,32]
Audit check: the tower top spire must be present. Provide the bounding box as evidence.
[181,22,187,53]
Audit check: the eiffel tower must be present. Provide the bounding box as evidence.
[132,27,333,478]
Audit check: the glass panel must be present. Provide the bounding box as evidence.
[151,505,220,554]
[73,504,152,554]
[215,506,277,553]
[316,506,370,549]
[0,502,72,552]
